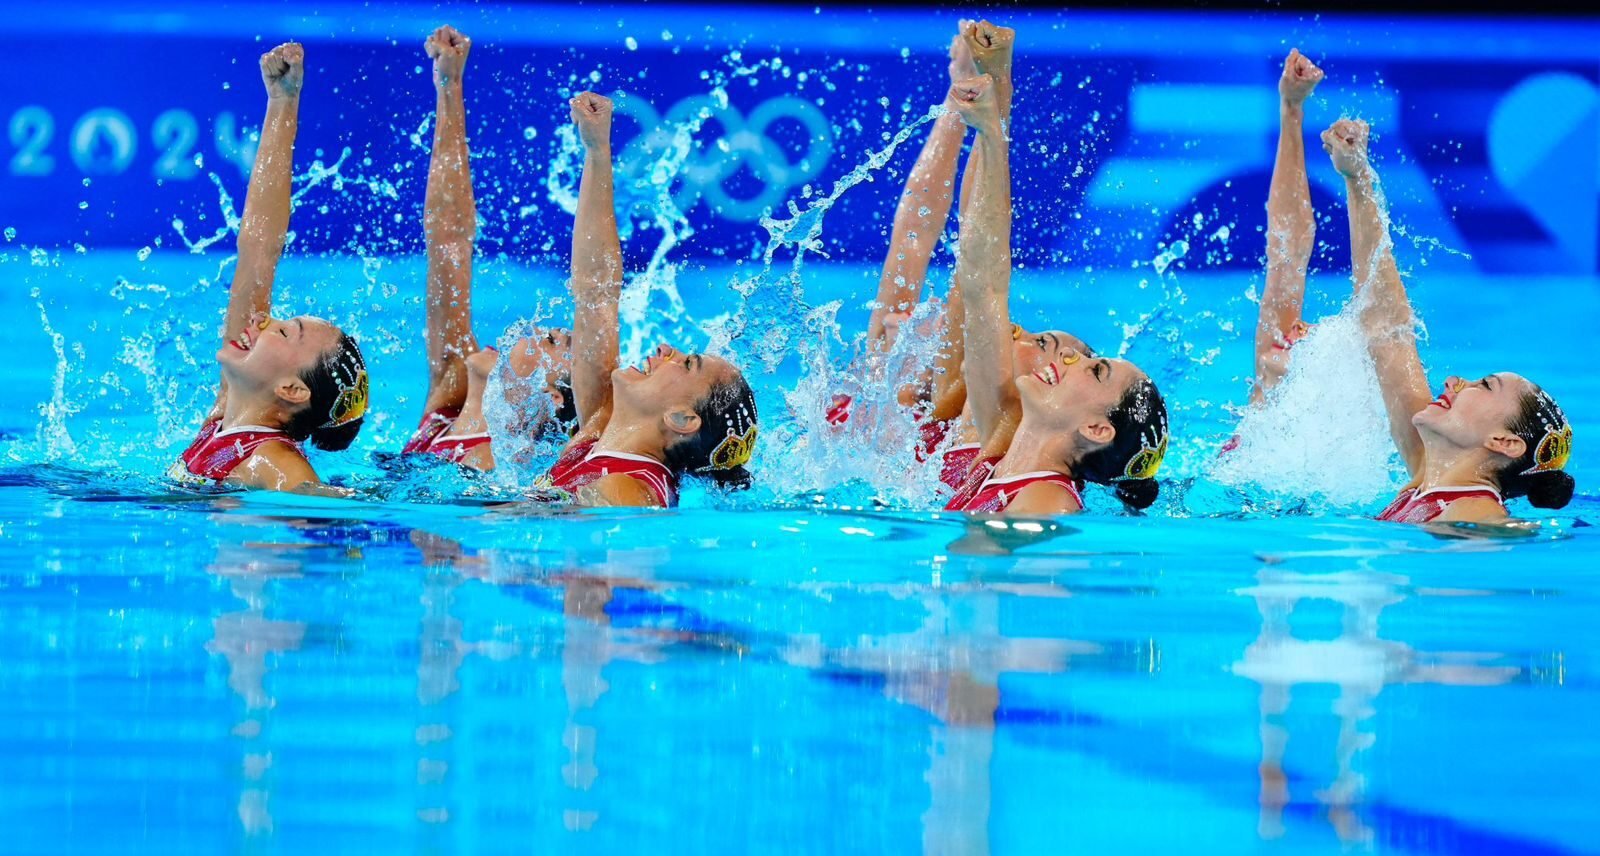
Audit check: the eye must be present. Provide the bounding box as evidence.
[1479,378,1491,390]
[1093,362,1106,380]
[279,327,289,338]
[1035,336,1047,349]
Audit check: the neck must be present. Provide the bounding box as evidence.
[220,380,288,430]
[993,419,1074,479]
[595,409,667,462]
[1415,435,1497,492]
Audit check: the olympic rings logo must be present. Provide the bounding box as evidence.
[610,91,833,223]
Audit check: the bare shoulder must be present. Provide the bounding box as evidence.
[231,440,319,492]
[577,473,659,508]
[1005,480,1083,515]
[1435,496,1509,524]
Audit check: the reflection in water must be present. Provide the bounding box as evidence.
[413,531,466,830]
[204,536,308,838]
[1232,568,1517,844]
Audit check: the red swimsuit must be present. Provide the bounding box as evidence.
[403,407,491,464]
[169,420,304,485]
[939,444,982,491]
[542,438,678,507]
[1376,486,1505,524]
[944,454,1002,510]
[944,464,1084,514]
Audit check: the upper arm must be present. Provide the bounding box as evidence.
[1370,337,1431,476]
[578,473,659,508]
[229,441,320,492]
[1003,481,1083,516]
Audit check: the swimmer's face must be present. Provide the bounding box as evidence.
[1017,345,1145,448]
[613,343,735,419]
[218,312,341,392]
[1412,372,1530,450]
[468,328,574,431]
[1011,326,1092,379]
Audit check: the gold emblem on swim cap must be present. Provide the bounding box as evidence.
[709,425,758,471]
[1118,433,1168,482]
[1523,424,1572,475]
[328,369,369,427]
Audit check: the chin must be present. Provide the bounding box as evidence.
[1015,373,1044,405]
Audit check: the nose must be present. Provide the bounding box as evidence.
[247,310,269,330]
[1445,376,1466,393]
[1060,346,1082,366]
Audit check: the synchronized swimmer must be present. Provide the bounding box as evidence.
[169,22,1577,525]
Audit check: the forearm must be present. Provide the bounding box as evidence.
[425,83,477,247]
[225,97,298,340]
[1345,172,1410,333]
[869,113,965,343]
[572,147,622,299]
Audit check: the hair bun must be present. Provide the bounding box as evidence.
[1113,477,1160,511]
[1525,470,1575,510]
[700,464,753,491]
[310,417,363,452]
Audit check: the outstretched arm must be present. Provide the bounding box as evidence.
[924,21,1016,422]
[869,113,964,346]
[1255,49,1323,402]
[1325,119,1430,476]
[221,44,303,388]
[948,75,1018,451]
[567,92,623,434]
[421,26,480,415]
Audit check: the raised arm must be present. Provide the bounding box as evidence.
[947,75,1018,450]
[1324,119,1431,476]
[420,26,480,415]
[221,44,303,387]
[567,92,623,434]
[925,21,1015,423]
[865,33,973,348]
[1254,49,1323,402]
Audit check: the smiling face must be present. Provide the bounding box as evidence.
[613,343,737,424]
[218,311,342,396]
[1010,326,1093,380]
[1016,339,1147,449]
[1412,372,1534,453]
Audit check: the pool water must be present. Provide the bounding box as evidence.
[5,3,1600,851]
[2,253,1597,853]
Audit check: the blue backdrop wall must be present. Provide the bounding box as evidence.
[2,2,1596,275]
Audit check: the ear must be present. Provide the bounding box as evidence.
[1078,419,1114,448]
[664,408,702,437]
[1484,431,1526,461]
[275,377,311,407]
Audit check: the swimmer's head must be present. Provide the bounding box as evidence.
[1016,344,1168,510]
[219,312,368,450]
[469,327,577,436]
[616,343,759,488]
[1010,324,1094,381]
[1414,373,1574,508]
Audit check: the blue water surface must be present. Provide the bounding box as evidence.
[4,2,1600,854]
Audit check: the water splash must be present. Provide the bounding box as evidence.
[1209,308,1402,507]
[32,286,79,460]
